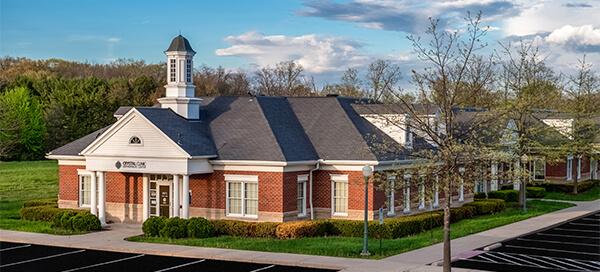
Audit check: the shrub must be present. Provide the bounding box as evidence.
[500,185,514,190]
[22,198,58,208]
[474,192,486,199]
[488,190,519,202]
[538,180,599,194]
[210,220,253,237]
[72,213,101,231]
[187,217,215,238]
[20,206,62,222]
[382,212,444,239]
[450,207,473,222]
[314,220,338,237]
[60,211,81,230]
[526,187,547,198]
[159,217,188,239]
[254,222,281,238]
[463,199,505,215]
[142,216,167,237]
[276,221,319,239]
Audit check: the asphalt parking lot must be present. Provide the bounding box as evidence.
[0,242,339,272]
[452,210,600,272]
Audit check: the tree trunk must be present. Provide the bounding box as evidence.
[443,185,451,272]
[573,175,578,194]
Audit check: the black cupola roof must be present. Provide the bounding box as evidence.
[166,35,196,53]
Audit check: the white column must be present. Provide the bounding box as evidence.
[491,162,498,191]
[433,175,439,207]
[459,168,465,202]
[173,175,180,217]
[182,175,189,219]
[90,171,98,216]
[143,175,149,221]
[98,171,106,226]
[418,183,425,210]
[403,176,410,213]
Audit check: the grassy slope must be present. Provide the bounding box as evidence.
[127,200,574,259]
[0,160,77,234]
[543,187,600,201]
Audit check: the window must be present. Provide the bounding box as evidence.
[331,175,348,215]
[567,157,573,181]
[170,59,176,82]
[79,175,97,207]
[129,136,142,145]
[534,160,545,181]
[225,175,258,217]
[297,175,307,216]
[386,176,395,215]
[186,59,192,83]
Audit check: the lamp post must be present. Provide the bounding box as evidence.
[521,154,529,214]
[361,164,372,256]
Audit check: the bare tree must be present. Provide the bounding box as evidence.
[253,60,308,96]
[366,59,402,101]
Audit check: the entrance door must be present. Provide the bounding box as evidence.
[159,185,170,217]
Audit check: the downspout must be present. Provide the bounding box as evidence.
[309,159,324,220]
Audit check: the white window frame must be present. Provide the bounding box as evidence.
[170,59,176,82]
[331,174,348,216]
[297,175,308,217]
[77,169,97,208]
[533,159,546,181]
[567,157,573,181]
[128,135,143,146]
[418,175,425,210]
[225,175,258,218]
[591,159,598,180]
[386,176,395,215]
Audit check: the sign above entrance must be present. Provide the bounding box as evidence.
[115,161,146,169]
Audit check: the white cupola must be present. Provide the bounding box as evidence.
[157,35,202,119]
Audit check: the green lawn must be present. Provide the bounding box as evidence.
[543,187,600,201]
[127,200,574,259]
[0,160,81,234]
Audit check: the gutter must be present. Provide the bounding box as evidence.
[309,159,323,220]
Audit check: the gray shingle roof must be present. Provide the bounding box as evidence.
[166,35,196,53]
[48,126,110,156]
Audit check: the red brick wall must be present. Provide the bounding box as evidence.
[282,171,310,213]
[105,172,143,204]
[58,165,84,201]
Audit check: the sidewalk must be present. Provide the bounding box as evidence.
[2,199,598,272]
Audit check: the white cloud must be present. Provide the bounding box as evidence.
[546,25,600,46]
[216,31,370,73]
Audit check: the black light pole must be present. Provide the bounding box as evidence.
[361,164,372,256]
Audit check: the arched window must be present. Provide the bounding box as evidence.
[129,136,142,145]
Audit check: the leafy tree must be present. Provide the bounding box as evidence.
[0,87,46,160]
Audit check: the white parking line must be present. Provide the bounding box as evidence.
[505,245,598,256]
[249,264,276,272]
[0,244,31,251]
[61,254,145,272]
[154,259,206,272]
[517,237,598,247]
[554,227,600,233]
[537,233,600,240]
[0,249,86,268]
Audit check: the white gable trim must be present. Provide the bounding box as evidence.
[81,108,190,158]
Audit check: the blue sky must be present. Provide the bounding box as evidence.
[2,0,599,87]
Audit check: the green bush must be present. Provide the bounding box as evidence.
[382,212,444,239]
[254,222,281,238]
[474,192,486,199]
[500,185,513,190]
[450,207,473,222]
[463,199,505,215]
[538,180,599,194]
[60,211,80,230]
[142,216,167,237]
[159,217,188,239]
[187,217,215,238]
[71,213,101,231]
[22,198,58,208]
[20,206,62,222]
[488,190,519,202]
[526,187,547,198]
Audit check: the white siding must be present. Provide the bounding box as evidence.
[88,115,187,158]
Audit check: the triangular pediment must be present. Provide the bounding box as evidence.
[81,108,190,158]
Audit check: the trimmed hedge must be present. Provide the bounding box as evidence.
[276,221,319,239]
[142,216,167,237]
[159,217,188,239]
[20,205,87,223]
[538,180,599,194]
[254,222,281,238]
[463,199,505,215]
[187,217,215,238]
[210,219,254,237]
[22,198,58,208]
[474,192,486,199]
[488,190,519,202]
[526,187,547,198]
[72,213,101,231]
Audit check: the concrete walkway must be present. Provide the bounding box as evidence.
[2,199,598,272]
